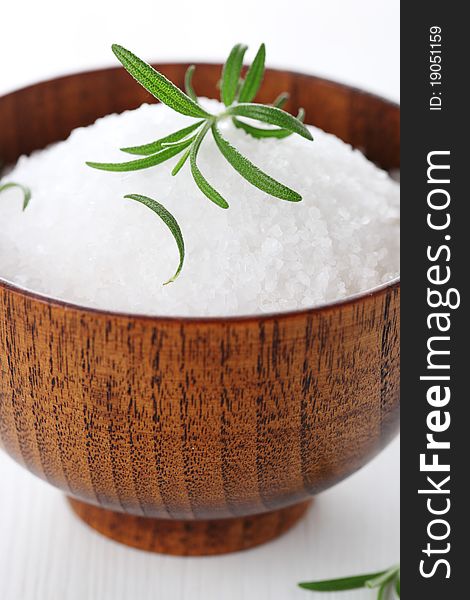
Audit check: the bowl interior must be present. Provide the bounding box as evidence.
[0,65,400,319]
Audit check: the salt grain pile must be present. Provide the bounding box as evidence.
[0,99,399,316]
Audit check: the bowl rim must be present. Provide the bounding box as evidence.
[0,62,400,111]
[0,64,400,325]
[0,276,400,324]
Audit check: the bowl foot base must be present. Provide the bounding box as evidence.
[67,497,312,555]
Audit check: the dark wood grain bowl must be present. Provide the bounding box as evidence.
[0,64,400,555]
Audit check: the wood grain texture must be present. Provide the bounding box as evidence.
[68,497,313,556]
[0,65,400,555]
[0,438,400,600]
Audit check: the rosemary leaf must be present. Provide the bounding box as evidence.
[227,103,313,140]
[298,570,388,592]
[272,92,289,108]
[395,571,400,597]
[112,44,211,118]
[184,65,198,102]
[238,43,266,103]
[221,43,248,106]
[87,137,194,172]
[120,120,204,155]
[233,108,305,139]
[124,194,184,285]
[190,122,229,208]
[211,123,301,202]
[172,148,191,176]
[0,182,31,210]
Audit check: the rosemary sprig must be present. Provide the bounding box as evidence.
[87,42,312,282]
[0,182,31,210]
[298,565,400,598]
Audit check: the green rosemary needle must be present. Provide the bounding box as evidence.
[124,194,185,286]
[0,181,31,210]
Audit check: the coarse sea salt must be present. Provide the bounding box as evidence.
[0,98,399,317]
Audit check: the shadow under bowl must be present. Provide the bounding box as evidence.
[0,64,400,555]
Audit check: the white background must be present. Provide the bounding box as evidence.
[0,0,399,100]
[0,1,400,599]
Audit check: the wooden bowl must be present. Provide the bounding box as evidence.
[0,64,400,555]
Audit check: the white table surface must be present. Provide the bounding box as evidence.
[1,1,399,598]
[0,437,399,600]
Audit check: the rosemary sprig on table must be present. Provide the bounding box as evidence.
[298,565,400,598]
[0,182,31,210]
[87,42,312,283]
